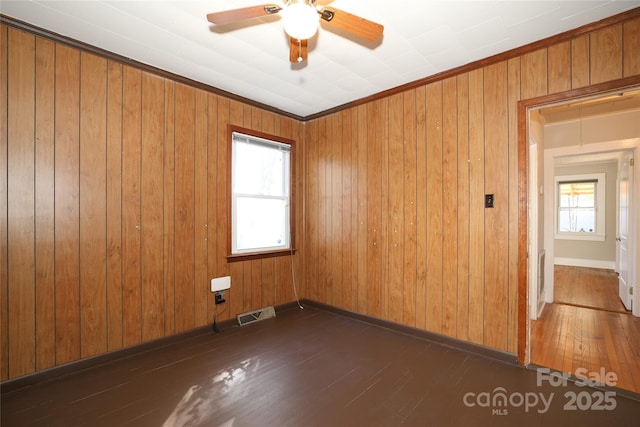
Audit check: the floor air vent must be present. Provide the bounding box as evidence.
[237,306,276,326]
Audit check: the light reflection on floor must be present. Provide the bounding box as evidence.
[162,358,257,427]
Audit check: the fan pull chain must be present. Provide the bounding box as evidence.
[297,38,303,62]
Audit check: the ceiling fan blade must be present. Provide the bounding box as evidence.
[318,7,383,42]
[207,4,282,26]
[289,37,308,63]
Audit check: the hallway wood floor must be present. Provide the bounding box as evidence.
[531,266,640,394]
[554,265,628,313]
[2,305,639,426]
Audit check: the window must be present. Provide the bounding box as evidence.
[555,173,605,241]
[230,126,295,259]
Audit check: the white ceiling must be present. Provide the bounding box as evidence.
[2,0,639,118]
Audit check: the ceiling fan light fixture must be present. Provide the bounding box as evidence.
[282,1,319,40]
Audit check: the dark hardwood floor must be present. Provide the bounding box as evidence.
[531,266,640,395]
[2,305,639,426]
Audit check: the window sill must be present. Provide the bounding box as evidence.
[555,233,605,242]
[227,248,297,262]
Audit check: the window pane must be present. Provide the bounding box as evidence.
[557,180,597,233]
[236,197,288,251]
[558,208,595,233]
[558,182,595,208]
[234,143,285,196]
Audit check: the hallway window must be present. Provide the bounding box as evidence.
[555,173,605,241]
[230,126,295,259]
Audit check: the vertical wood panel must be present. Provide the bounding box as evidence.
[387,93,404,324]
[54,44,81,365]
[367,100,385,318]
[380,103,390,320]
[305,119,319,302]
[174,84,196,332]
[356,105,368,313]
[106,61,123,351]
[548,41,571,93]
[623,18,640,77]
[414,86,427,330]
[483,62,509,351]
[329,113,343,308]
[141,73,165,341]
[425,82,443,333]
[467,68,484,345]
[317,118,328,304]
[261,255,275,308]
[34,37,56,371]
[250,257,262,310]
[571,35,590,89]
[7,28,36,377]
[342,109,357,312]
[441,77,458,338]
[0,24,8,381]
[521,48,548,99]
[122,66,142,347]
[79,52,108,358]
[206,93,219,322]
[296,121,305,303]
[163,80,176,335]
[215,97,231,320]
[242,261,253,312]
[507,57,521,354]
[402,90,417,327]
[590,25,623,84]
[456,73,470,342]
[194,90,208,326]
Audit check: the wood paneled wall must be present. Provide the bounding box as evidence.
[302,15,640,354]
[0,24,304,380]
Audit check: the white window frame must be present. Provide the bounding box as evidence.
[229,126,294,259]
[554,173,606,242]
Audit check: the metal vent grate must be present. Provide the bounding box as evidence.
[237,306,276,326]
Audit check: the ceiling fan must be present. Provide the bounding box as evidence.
[206,0,384,63]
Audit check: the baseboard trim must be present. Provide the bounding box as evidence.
[555,257,616,270]
[300,299,518,366]
[0,301,305,394]
[4,299,637,402]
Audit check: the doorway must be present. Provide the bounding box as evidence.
[520,84,640,394]
[540,141,638,316]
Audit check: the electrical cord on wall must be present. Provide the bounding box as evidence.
[290,243,303,310]
[212,292,230,332]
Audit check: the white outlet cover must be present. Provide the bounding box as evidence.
[211,276,231,292]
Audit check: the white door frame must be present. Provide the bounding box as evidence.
[529,140,540,320]
[617,151,634,311]
[541,139,639,316]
